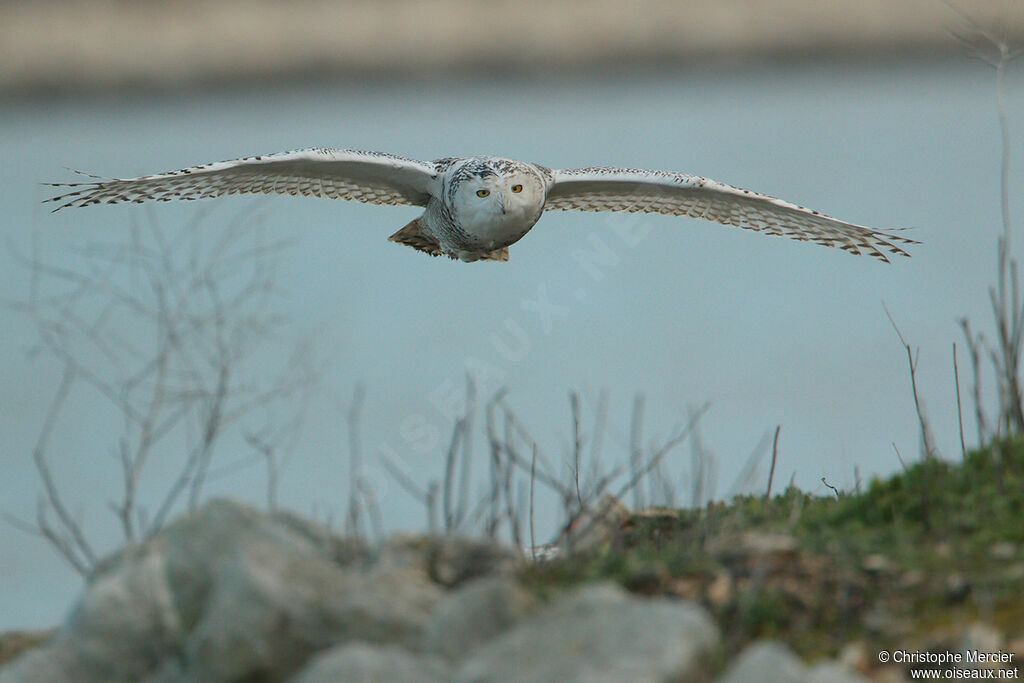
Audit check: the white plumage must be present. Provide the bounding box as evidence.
[47,148,916,263]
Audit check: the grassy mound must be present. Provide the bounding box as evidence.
[525,440,1024,671]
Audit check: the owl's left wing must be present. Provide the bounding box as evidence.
[545,166,916,262]
[46,148,439,211]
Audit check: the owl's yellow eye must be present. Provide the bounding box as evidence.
[511,184,523,193]
[476,189,490,198]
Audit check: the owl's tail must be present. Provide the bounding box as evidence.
[388,219,443,257]
[388,219,509,262]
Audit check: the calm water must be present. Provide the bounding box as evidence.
[2,57,1022,629]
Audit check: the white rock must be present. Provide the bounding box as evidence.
[456,582,718,683]
[423,577,537,660]
[289,642,450,683]
[1,520,187,682]
[0,500,444,682]
[718,641,806,683]
[807,661,871,683]
[178,536,442,680]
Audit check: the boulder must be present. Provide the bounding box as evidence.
[0,500,442,682]
[423,577,538,660]
[289,642,450,683]
[718,641,869,683]
[455,582,718,682]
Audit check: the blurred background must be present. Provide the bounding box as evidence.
[2,0,1024,631]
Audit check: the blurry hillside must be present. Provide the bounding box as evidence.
[2,0,1023,93]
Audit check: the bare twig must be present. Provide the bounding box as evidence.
[484,392,504,538]
[953,24,1024,444]
[13,207,309,562]
[490,400,569,497]
[884,305,937,459]
[613,404,708,503]
[345,384,366,537]
[501,409,523,547]
[588,388,609,482]
[380,454,440,534]
[28,366,95,574]
[960,319,990,444]
[892,442,908,471]
[570,392,583,508]
[953,343,967,461]
[727,429,772,498]
[454,377,475,532]
[381,456,427,501]
[186,335,229,511]
[766,425,781,499]
[687,405,715,506]
[629,394,644,509]
[442,417,466,533]
[553,405,706,557]
[245,434,279,512]
[529,443,537,561]
[358,478,385,543]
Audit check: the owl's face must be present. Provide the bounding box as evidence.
[450,160,546,248]
[456,170,543,217]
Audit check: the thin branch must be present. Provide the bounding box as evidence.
[245,432,279,512]
[613,403,708,503]
[31,366,96,573]
[555,405,707,557]
[960,319,989,444]
[381,456,428,502]
[345,384,366,536]
[380,453,438,535]
[500,409,523,547]
[892,442,908,471]
[529,443,538,561]
[884,304,937,459]
[629,394,644,509]
[765,425,781,499]
[570,392,583,508]
[726,429,772,498]
[454,377,475,532]
[494,397,561,489]
[588,388,609,482]
[358,478,385,543]
[953,343,967,461]
[442,417,465,533]
[688,406,713,507]
[952,22,1024,441]
[185,332,230,511]
[484,393,503,538]
[489,400,570,497]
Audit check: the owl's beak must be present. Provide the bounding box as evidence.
[501,197,510,214]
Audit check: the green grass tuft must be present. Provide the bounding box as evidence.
[522,439,1024,674]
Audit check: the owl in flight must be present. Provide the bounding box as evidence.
[47,148,915,263]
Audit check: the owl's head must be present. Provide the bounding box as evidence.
[450,158,546,222]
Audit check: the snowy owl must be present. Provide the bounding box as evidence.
[47,148,915,263]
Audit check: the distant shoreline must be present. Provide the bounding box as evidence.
[1,0,1021,94]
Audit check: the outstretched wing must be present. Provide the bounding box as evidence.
[545,167,916,262]
[46,148,439,211]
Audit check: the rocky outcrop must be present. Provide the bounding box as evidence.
[719,641,870,683]
[0,499,723,682]
[454,582,718,682]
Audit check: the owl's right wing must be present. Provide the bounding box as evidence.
[46,148,440,210]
